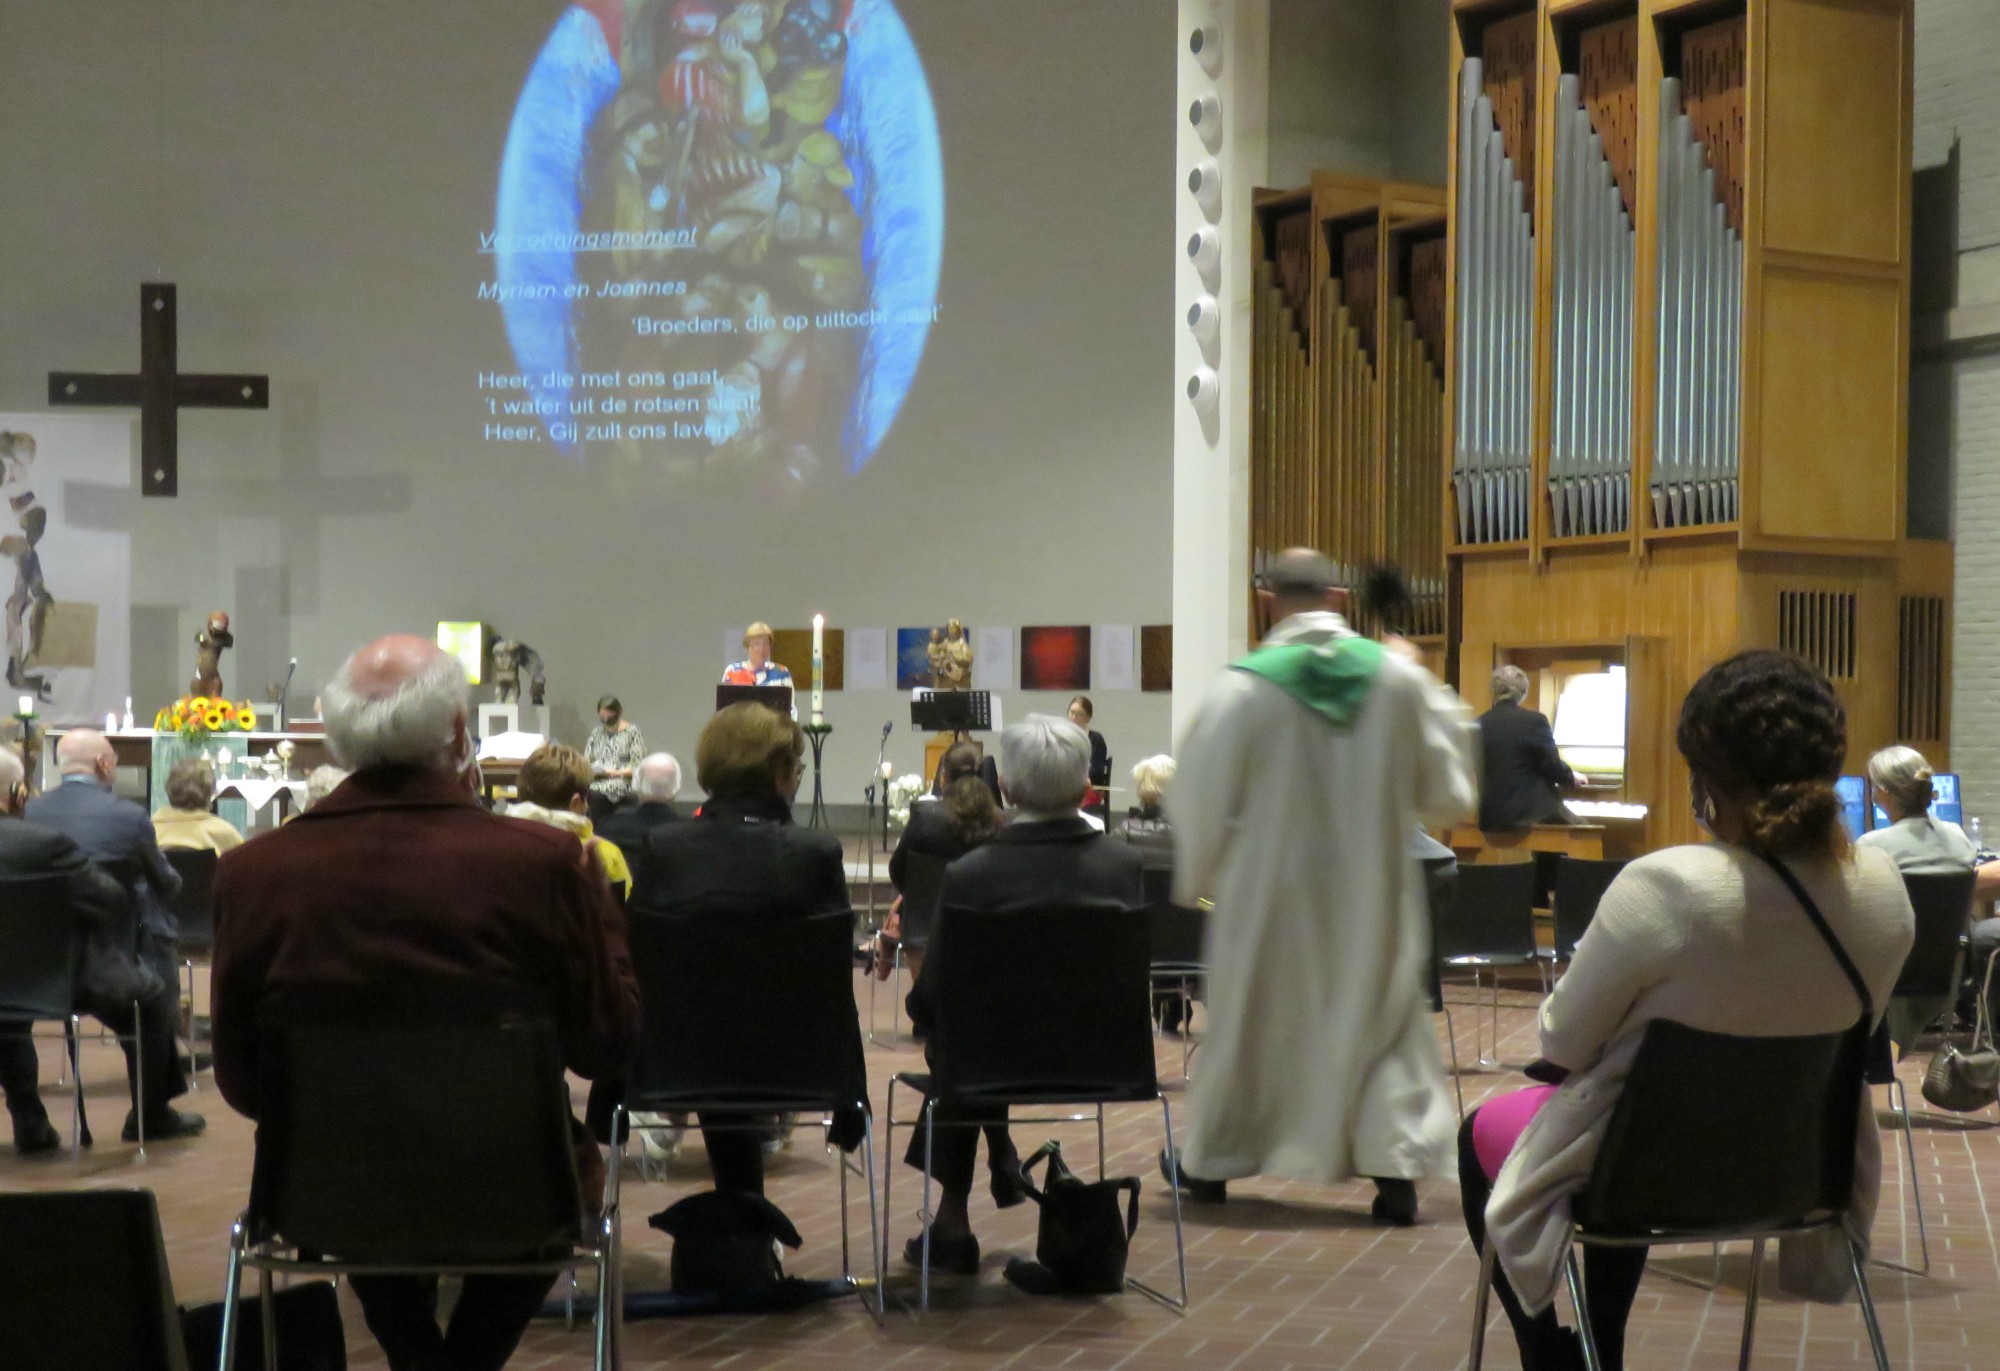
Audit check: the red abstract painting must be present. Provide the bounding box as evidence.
[1020,626,1092,691]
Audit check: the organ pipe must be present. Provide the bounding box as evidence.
[1454,56,1534,545]
[1652,75,1742,528]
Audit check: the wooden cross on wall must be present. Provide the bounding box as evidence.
[48,283,270,497]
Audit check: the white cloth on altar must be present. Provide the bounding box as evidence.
[1169,611,1477,1186]
[217,777,308,816]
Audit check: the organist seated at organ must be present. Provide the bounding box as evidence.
[1476,666,1575,832]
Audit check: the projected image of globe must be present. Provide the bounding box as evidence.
[491,0,943,486]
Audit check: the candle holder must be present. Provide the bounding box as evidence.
[802,720,833,831]
[13,702,36,781]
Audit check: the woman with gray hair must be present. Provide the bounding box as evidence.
[1476,665,1575,831]
[1858,745,1979,874]
[151,757,245,853]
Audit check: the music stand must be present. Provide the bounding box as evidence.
[715,684,793,715]
[909,691,992,734]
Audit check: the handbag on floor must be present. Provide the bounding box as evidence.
[180,1279,345,1371]
[1924,953,2000,1113]
[1012,1141,1140,1295]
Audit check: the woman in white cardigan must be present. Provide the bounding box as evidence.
[1460,651,1914,1371]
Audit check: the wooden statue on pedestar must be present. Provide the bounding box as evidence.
[191,612,233,697]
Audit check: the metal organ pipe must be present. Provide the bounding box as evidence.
[1652,77,1741,527]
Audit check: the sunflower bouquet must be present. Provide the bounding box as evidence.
[153,695,258,742]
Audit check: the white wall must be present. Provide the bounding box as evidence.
[1266,0,1450,189]
[1918,0,2000,823]
[0,1,1178,801]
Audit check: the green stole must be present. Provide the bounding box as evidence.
[1233,635,1387,729]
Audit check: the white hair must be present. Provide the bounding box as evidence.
[304,764,351,808]
[998,714,1091,813]
[1491,665,1530,706]
[1867,745,1935,814]
[1131,754,1177,811]
[634,752,682,802]
[0,750,22,790]
[320,649,468,772]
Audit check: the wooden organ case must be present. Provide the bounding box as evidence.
[1251,175,1451,658]
[1441,0,1946,852]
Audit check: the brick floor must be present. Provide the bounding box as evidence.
[6,977,1997,1369]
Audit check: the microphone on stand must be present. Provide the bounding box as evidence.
[881,719,893,740]
[277,657,298,731]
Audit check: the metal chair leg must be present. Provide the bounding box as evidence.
[1126,1096,1189,1311]
[1567,1249,1602,1371]
[259,1265,278,1371]
[133,999,145,1159]
[881,1079,899,1280]
[1848,1235,1893,1371]
[218,1216,247,1370]
[862,1122,886,1323]
[1441,1004,1466,1117]
[919,1103,937,1314]
[1738,1237,1766,1371]
[1468,1234,1496,1371]
[1096,1103,1107,1181]
[67,1016,84,1155]
[1888,1078,1930,1276]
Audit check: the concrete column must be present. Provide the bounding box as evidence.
[1172,0,1267,743]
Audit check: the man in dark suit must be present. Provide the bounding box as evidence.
[212,635,640,1371]
[595,751,681,870]
[0,749,145,1153]
[628,705,860,1194]
[1476,665,1576,831]
[901,714,1147,1273]
[25,728,200,1141]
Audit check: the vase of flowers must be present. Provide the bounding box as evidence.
[887,773,926,830]
[153,694,258,743]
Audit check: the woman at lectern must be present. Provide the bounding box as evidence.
[721,621,794,688]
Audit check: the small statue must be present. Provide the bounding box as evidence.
[491,636,547,707]
[938,618,974,690]
[924,627,947,688]
[191,611,233,698]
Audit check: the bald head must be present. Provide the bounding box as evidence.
[0,748,24,811]
[55,728,116,785]
[320,634,470,773]
[1265,547,1346,621]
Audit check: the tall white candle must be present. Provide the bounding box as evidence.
[16,696,31,717]
[811,614,826,722]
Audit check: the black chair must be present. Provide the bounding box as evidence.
[1468,1019,1892,1371]
[1420,855,1466,1117]
[611,909,882,1319]
[219,1012,617,1370]
[892,859,952,1039]
[0,1189,189,1371]
[1863,867,1978,1276]
[1142,866,1205,1074]
[164,848,220,1077]
[884,903,1186,1313]
[1550,857,1625,965]
[1431,861,1541,1066]
[0,872,148,1154]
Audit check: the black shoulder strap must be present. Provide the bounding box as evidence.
[1761,854,1873,1023]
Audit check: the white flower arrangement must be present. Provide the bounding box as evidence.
[887,773,926,829]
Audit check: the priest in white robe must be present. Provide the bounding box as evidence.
[1166,548,1477,1223]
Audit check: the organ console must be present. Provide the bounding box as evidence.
[1250,1,1950,856]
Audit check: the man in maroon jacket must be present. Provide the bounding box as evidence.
[212,634,639,1371]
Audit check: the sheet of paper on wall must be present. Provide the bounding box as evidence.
[26,601,99,670]
[1095,624,1136,691]
[974,626,1014,692]
[846,628,889,691]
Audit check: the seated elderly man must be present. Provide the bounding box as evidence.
[595,752,681,870]
[0,749,144,1153]
[151,758,245,853]
[900,714,1147,1274]
[211,635,640,1371]
[27,728,201,1142]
